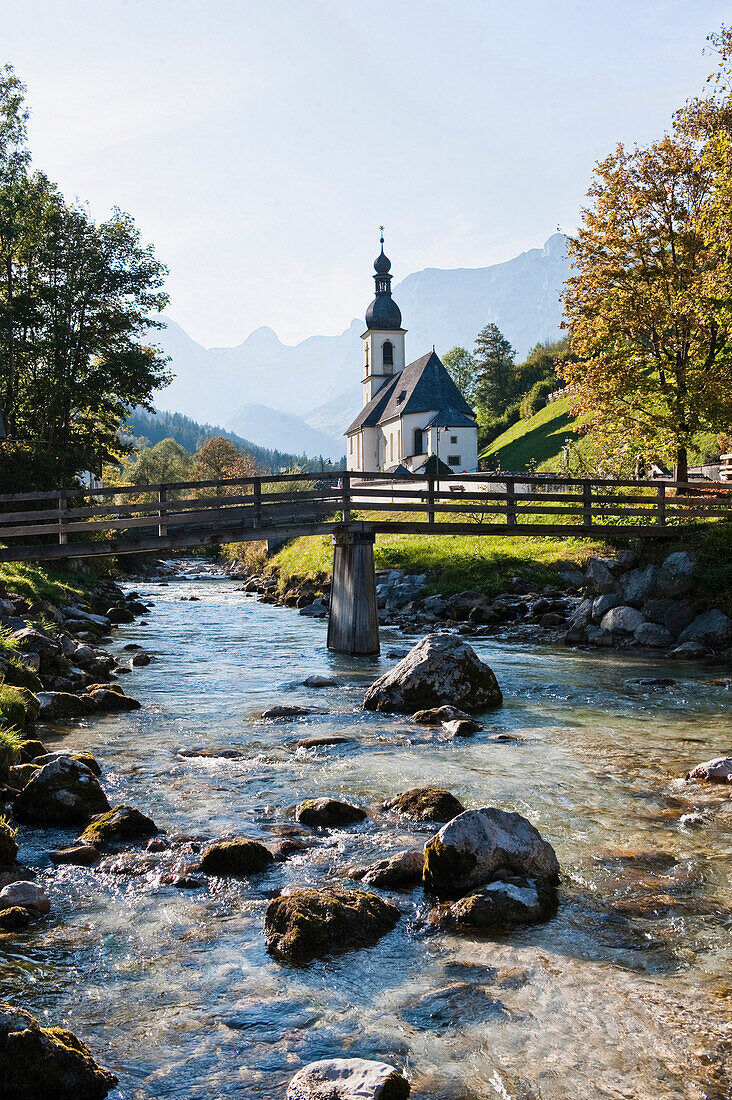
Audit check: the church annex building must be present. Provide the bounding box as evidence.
[345,236,478,474]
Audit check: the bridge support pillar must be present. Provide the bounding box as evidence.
[327,527,379,656]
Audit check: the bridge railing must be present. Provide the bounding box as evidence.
[0,470,730,561]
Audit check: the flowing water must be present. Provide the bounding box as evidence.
[2,567,731,1099]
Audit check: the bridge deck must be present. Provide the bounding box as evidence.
[0,471,730,562]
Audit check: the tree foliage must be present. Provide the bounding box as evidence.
[563,28,732,481]
[442,346,477,402]
[472,323,516,416]
[0,65,170,488]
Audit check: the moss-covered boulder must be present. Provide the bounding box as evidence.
[35,752,101,777]
[17,740,48,764]
[434,875,558,932]
[14,759,110,827]
[363,634,502,714]
[295,798,367,827]
[7,764,38,790]
[383,787,464,823]
[0,818,18,865]
[36,692,95,722]
[86,687,140,712]
[3,660,43,694]
[264,887,400,962]
[423,807,560,900]
[287,1058,410,1099]
[0,906,33,931]
[199,837,274,876]
[0,1003,117,1099]
[78,805,157,849]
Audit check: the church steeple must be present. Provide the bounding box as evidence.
[365,228,402,331]
[361,228,406,405]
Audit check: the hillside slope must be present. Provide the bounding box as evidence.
[481,395,582,472]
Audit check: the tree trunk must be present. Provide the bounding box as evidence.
[673,444,688,486]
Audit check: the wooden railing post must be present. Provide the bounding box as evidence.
[342,472,351,524]
[506,477,517,528]
[58,492,68,545]
[158,488,167,537]
[656,482,666,527]
[427,476,435,526]
[253,478,261,529]
[583,481,592,528]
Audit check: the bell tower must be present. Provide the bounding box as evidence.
[362,229,406,405]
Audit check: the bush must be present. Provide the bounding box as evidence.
[0,685,38,732]
[3,659,43,693]
[520,378,562,419]
[0,814,18,864]
[477,402,521,450]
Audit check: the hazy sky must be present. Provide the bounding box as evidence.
[4,1,727,347]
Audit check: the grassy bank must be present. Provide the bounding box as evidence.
[0,561,99,606]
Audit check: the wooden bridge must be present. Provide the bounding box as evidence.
[1,470,730,655]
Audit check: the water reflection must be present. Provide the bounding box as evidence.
[1,567,730,1098]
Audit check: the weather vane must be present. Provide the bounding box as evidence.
[379,224,384,245]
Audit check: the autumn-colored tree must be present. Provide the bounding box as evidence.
[563,30,732,482]
[193,436,258,492]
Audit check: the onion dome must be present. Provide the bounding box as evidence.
[365,229,402,330]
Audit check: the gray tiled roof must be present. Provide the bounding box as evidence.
[346,351,474,434]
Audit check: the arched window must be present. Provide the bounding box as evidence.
[413,428,424,456]
[382,341,393,369]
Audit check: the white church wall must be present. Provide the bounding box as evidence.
[425,424,478,472]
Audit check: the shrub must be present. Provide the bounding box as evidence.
[520,378,562,419]
[477,402,521,450]
[0,814,18,864]
[0,685,38,732]
[0,726,23,780]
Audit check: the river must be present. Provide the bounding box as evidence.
[2,565,731,1099]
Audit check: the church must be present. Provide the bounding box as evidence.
[345,235,479,474]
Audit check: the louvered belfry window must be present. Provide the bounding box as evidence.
[382,341,393,368]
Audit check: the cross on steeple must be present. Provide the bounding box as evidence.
[379,225,385,245]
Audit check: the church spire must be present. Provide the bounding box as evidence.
[365,228,402,330]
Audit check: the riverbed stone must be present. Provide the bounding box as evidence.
[295,735,352,749]
[442,718,481,738]
[296,798,367,827]
[0,1002,117,1099]
[14,758,110,826]
[349,849,424,889]
[436,874,557,931]
[36,692,96,721]
[0,906,33,930]
[619,565,658,606]
[86,686,141,712]
[262,704,322,719]
[199,837,275,875]
[299,599,328,618]
[678,609,732,649]
[130,651,152,667]
[670,641,710,658]
[49,844,101,866]
[687,756,732,782]
[363,634,502,714]
[633,622,674,648]
[264,887,400,962]
[287,1058,410,1100]
[0,822,18,865]
[591,593,620,622]
[383,787,465,823]
[6,764,39,790]
[600,605,645,636]
[302,674,337,687]
[0,880,50,914]
[423,807,560,899]
[411,705,473,725]
[34,751,102,777]
[78,805,158,849]
[584,558,616,592]
[657,551,697,597]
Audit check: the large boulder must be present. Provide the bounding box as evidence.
[600,605,645,636]
[678,609,732,649]
[86,687,140,712]
[287,1059,410,1100]
[633,622,674,648]
[0,1003,117,1100]
[619,565,658,606]
[687,757,732,783]
[383,787,464,823]
[0,881,50,914]
[14,759,110,826]
[423,807,559,899]
[78,805,157,849]
[591,593,621,622]
[584,557,617,593]
[199,837,275,875]
[295,798,367,827]
[36,692,96,722]
[264,887,400,962]
[363,634,502,714]
[656,551,696,597]
[436,874,557,931]
[0,821,18,865]
[35,751,101,777]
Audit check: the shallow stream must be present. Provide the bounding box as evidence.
[2,567,731,1098]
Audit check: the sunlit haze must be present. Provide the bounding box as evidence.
[5,0,727,346]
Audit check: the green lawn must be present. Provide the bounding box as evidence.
[481,395,585,472]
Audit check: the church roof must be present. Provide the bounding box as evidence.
[365,294,402,330]
[423,408,477,428]
[346,350,475,434]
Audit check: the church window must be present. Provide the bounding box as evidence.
[398,428,401,458]
[390,434,394,461]
[365,345,369,367]
[450,435,458,444]
[448,455,460,466]
[413,428,425,455]
[382,341,393,368]
[349,437,353,454]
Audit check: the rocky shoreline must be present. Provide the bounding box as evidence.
[1,557,730,1098]
[226,545,732,661]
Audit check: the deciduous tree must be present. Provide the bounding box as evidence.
[442,346,476,402]
[472,323,516,417]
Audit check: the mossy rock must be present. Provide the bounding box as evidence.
[384,787,465,823]
[0,1003,117,1099]
[17,740,48,764]
[0,687,39,732]
[0,817,18,865]
[7,764,39,791]
[35,752,102,777]
[3,660,42,694]
[0,906,33,931]
[199,837,274,876]
[264,887,400,963]
[86,687,140,712]
[14,758,110,827]
[295,798,367,827]
[78,805,157,849]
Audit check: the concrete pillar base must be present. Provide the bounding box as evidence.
[327,526,379,655]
